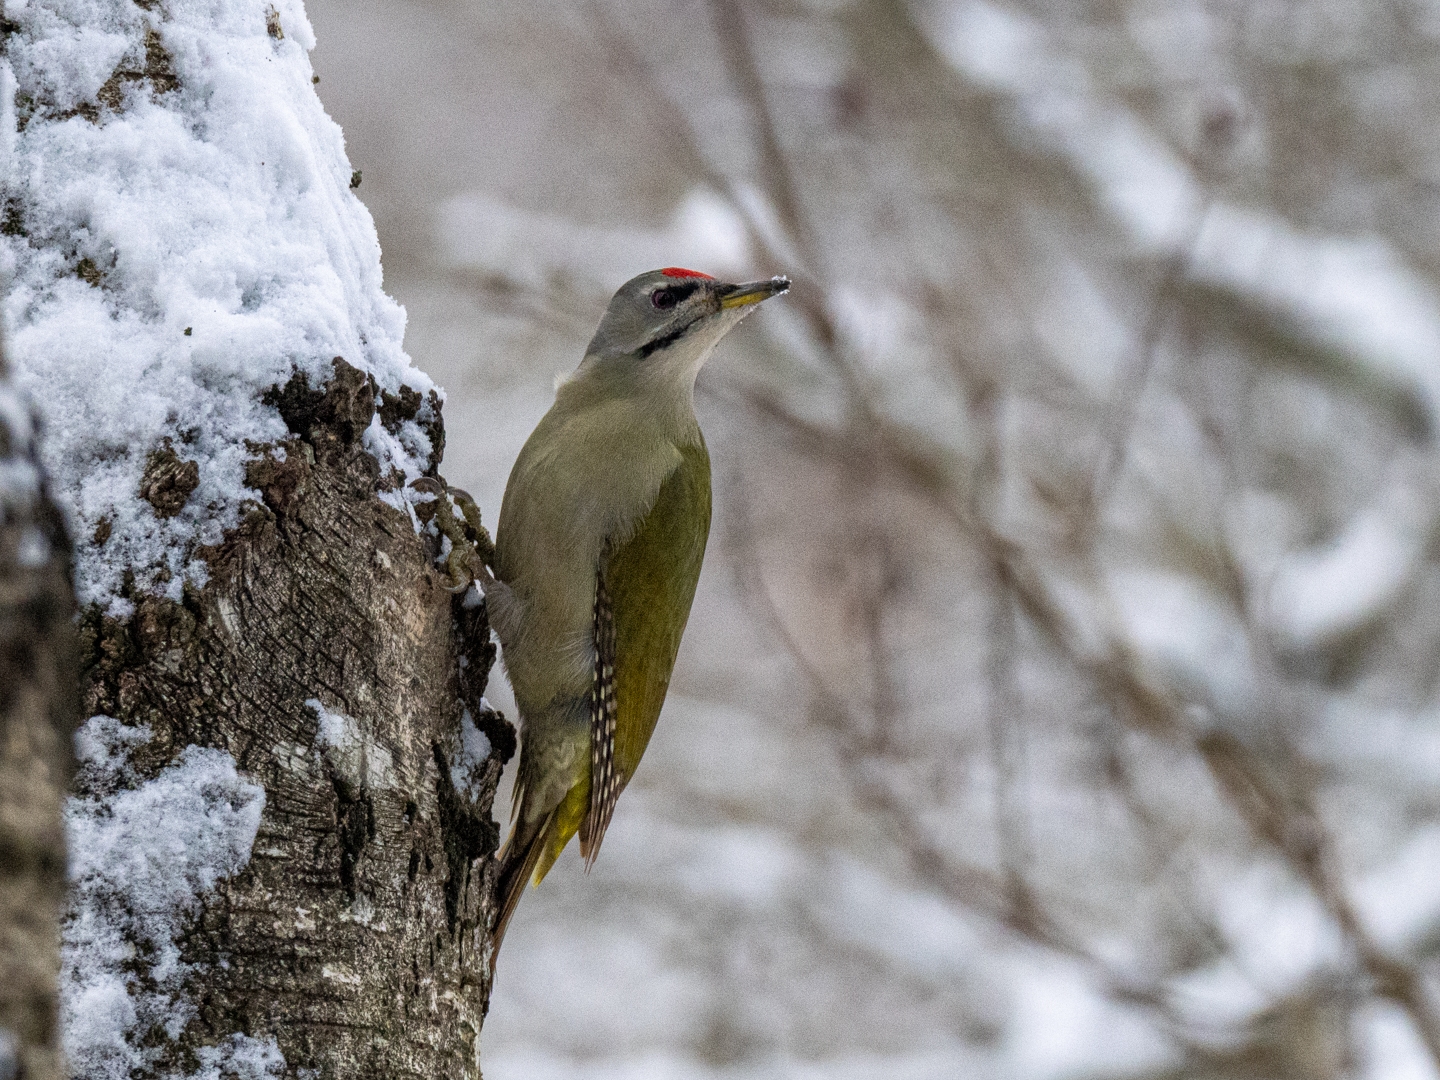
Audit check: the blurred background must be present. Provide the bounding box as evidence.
[307,2,1440,1077]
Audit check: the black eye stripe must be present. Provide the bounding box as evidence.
[639,279,704,355]
[638,321,692,358]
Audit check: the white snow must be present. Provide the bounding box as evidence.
[1358,1002,1440,1080]
[307,697,394,791]
[926,0,1202,251]
[490,807,1180,1080]
[1166,956,1272,1031]
[812,856,982,982]
[191,1035,287,1080]
[483,1044,1002,1080]
[1352,825,1440,952]
[70,712,151,774]
[16,524,49,565]
[1003,953,1176,1080]
[1212,862,1346,999]
[0,382,42,518]
[1107,569,1259,727]
[62,715,271,1079]
[1190,206,1440,427]
[1267,453,1438,647]
[669,825,804,909]
[1,0,437,615]
[451,705,493,801]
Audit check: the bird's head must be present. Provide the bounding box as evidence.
[581,268,790,384]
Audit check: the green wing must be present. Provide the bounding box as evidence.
[580,438,711,861]
[610,439,711,779]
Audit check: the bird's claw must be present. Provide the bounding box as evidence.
[409,477,497,593]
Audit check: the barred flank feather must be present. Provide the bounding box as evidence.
[582,571,620,865]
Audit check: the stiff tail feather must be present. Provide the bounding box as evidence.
[492,813,549,961]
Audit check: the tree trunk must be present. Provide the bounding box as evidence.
[0,357,77,1080]
[4,3,513,1077]
[70,361,511,1078]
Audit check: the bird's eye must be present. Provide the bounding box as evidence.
[651,288,677,310]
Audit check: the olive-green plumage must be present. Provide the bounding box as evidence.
[488,268,788,952]
[524,439,710,882]
[608,441,711,784]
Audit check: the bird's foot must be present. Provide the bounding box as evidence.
[409,477,497,593]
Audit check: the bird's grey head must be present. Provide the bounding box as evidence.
[583,268,790,376]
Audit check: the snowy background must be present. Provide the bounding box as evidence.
[11,0,1440,1077]
[302,0,1440,1078]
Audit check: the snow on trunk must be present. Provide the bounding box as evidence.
[2,2,513,1076]
[4,0,438,615]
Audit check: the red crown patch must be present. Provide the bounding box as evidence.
[660,267,715,279]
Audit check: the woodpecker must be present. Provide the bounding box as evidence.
[485,267,789,950]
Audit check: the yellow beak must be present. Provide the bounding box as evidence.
[719,276,791,309]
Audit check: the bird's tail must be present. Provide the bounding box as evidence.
[491,811,551,960]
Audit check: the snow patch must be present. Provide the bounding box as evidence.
[1268,456,1438,647]
[3,0,437,614]
[1214,863,1346,997]
[819,859,982,982]
[72,714,152,776]
[926,0,1201,250]
[308,697,394,791]
[450,706,493,801]
[1359,1001,1440,1080]
[0,382,42,519]
[1004,952,1176,1080]
[1353,825,1440,952]
[16,525,50,566]
[1107,569,1259,726]
[191,1035,286,1080]
[62,715,268,1080]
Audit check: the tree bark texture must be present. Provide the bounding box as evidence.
[0,360,77,1080]
[76,360,513,1078]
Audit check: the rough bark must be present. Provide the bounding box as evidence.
[76,359,513,1078]
[0,356,77,1080]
